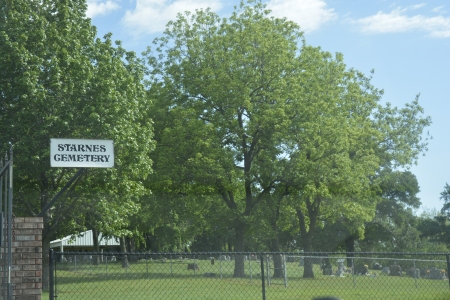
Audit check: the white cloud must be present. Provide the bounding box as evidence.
[87,0,120,18]
[266,0,337,33]
[122,0,223,36]
[432,6,446,14]
[353,6,450,38]
[410,3,426,10]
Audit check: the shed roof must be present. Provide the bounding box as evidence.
[50,230,120,249]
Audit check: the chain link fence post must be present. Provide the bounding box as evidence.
[413,259,418,288]
[260,253,265,300]
[49,249,55,300]
[351,257,356,288]
[446,253,450,290]
[194,255,197,276]
[220,254,223,279]
[283,254,288,288]
[249,254,252,282]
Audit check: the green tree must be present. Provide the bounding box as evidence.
[0,0,154,288]
[146,0,430,278]
[417,184,450,249]
[279,46,384,277]
[418,216,450,249]
[440,183,450,217]
[360,170,421,251]
[146,0,304,277]
[336,98,431,257]
[321,170,422,266]
[306,106,429,269]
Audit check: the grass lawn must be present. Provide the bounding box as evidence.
[49,258,450,300]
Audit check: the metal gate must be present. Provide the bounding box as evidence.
[0,147,13,300]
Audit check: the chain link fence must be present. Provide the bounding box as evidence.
[49,251,450,300]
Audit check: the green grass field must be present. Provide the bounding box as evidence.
[49,258,450,300]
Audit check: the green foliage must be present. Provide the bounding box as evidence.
[440,183,450,217]
[146,0,305,254]
[0,0,433,268]
[145,1,431,277]
[0,0,154,239]
[416,184,450,250]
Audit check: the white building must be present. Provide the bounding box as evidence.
[50,230,120,252]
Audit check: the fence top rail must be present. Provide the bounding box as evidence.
[51,250,450,257]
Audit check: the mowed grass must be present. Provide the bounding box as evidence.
[50,258,450,300]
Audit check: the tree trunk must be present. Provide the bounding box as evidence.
[269,194,285,278]
[233,220,246,277]
[120,236,129,268]
[302,235,315,278]
[272,254,284,278]
[296,198,320,279]
[345,235,355,268]
[92,228,100,265]
[270,237,284,278]
[126,236,136,262]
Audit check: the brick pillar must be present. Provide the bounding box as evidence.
[7,217,43,300]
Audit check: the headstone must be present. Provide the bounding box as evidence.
[429,267,446,280]
[187,263,200,270]
[321,260,333,275]
[389,264,402,276]
[299,258,304,266]
[335,260,346,277]
[372,262,382,270]
[188,263,200,270]
[420,268,429,278]
[354,264,369,275]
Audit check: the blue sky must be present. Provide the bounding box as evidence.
[86,0,450,214]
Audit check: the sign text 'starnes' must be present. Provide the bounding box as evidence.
[57,143,107,152]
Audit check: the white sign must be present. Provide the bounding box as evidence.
[50,138,114,168]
